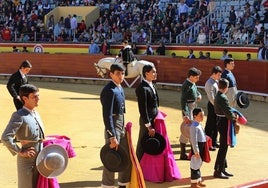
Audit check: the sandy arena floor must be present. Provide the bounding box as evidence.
[0,80,267,188]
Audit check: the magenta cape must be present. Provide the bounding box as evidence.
[140,111,181,183]
[37,135,76,188]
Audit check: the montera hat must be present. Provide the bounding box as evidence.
[190,155,202,170]
[141,133,166,155]
[100,143,130,172]
[237,92,250,109]
[36,144,68,178]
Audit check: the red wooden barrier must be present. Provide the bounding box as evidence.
[0,53,267,94]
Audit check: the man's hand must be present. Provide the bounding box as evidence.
[109,137,119,150]
[147,126,155,137]
[18,147,36,158]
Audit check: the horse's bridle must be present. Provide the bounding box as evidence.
[95,64,107,78]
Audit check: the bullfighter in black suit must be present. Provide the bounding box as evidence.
[7,60,32,110]
[135,64,159,161]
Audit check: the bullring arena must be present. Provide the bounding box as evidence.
[0,52,268,188]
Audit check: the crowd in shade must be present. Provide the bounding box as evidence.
[0,0,268,45]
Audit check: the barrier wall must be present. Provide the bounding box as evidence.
[0,53,267,94]
[0,43,259,60]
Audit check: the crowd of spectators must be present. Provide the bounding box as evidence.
[0,0,268,46]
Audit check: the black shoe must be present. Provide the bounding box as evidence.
[209,146,216,151]
[213,171,229,179]
[118,186,126,188]
[214,143,220,148]
[223,171,234,177]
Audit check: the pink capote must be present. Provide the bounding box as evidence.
[36,135,76,188]
[140,111,181,183]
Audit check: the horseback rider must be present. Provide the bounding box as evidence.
[116,40,136,76]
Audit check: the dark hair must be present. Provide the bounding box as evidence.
[193,107,203,117]
[218,78,229,90]
[224,58,234,67]
[188,67,201,77]
[19,84,39,104]
[142,64,154,77]
[110,64,125,73]
[211,66,222,74]
[122,40,128,44]
[20,60,32,69]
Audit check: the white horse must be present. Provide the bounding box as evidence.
[94,57,154,79]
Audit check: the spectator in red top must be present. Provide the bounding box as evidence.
[100,39,111,55]
[1,25,12,41]
[78,20,87,34]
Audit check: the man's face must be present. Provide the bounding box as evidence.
[23,92,40,110]
[214,72,222,81]
[110,70,125,85]
[194,111,204,122]
[226,61,235,71]
[145,68,157,82]
[21,67,31,74]
[189,75,200,83]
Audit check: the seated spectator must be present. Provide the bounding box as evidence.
[252,8,260,21]
[58,29,68,41]
[261,9,268,23]
[259,26,266,41]
[240,28,249,44]
[232,28,242,43]
[207,0,216,14]
[215,33,225,45]
[253,34,261,44]
[229,5,237,26]
[1,25,12,41]
[211,19,222,33]
[78,20,87,34]
[210,28,220,43]
[78,30,90,42]
[199,0,208,16]
[43,1,51,14]
[137,29,147,44]
[254,20,263,34]
[112,28,123,43]
[196,29,206,44]
[182,32,194,44]
[243,13,254,32]
[17,33,30,42]
[39,33,47,42]
[250,28,258,44]
[177,0,190,20]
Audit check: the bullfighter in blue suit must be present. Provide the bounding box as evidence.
[100,63,131,188]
